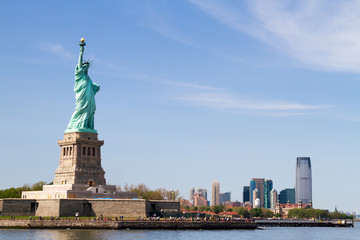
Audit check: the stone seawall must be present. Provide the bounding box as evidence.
[0,220,257,230]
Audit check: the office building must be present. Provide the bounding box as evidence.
[211,180,220,206]
[220,192,231,205]
[190,187,195,205]
[295,157,312,204]
[264,179,273,208]
[243,186,250,203]
[270,189,278,209]
[279,188,295,204]
[193,193,208,207]
[252,188,259,206]
[250,178,264,208]
[195,188,208,200]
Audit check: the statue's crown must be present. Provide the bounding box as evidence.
[83,60,91,66]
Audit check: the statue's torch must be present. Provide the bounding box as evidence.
[79,38,86,46]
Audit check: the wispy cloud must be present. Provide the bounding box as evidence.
[146,15,197,47]
[178,92,331,114]
[190,0,360,72]
[38,42,75,59]
[85,57,331,116]
[160,81,221,91]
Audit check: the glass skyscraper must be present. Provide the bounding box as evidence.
[295,157,312,204]
[250,178,264,207]
[279,188,295,204]
[250,178,273,208]
[264,180,273,208]
[220,192,231,205]
[243,186,250,203]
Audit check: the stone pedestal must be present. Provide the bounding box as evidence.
[54,132,106,186]
[22,131,137,200]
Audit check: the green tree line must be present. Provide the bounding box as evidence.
[287,208,353,219]
[117,183,181,201]
[0,181,49,199]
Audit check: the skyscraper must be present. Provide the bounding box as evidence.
[190,187,195,205]
[264,179,273,209]
[193,193,208,207]
[250,178,264,207]
[270,189,278,209]
[279,188,295,204]
[220,192,231,205]
[252,188,259,203]
[295,157,312,204]
[195,188,208,200]
[243,186,250,203]
[211,180,220,206]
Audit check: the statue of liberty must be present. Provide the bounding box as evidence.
[66,39,100,133]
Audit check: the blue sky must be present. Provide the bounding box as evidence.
[1,0,360,213]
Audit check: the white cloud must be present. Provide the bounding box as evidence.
[178,92,331,114]
[146,15,196,47]
[190,0,360,72]
[38,42,75,59]
[161,81,221,91]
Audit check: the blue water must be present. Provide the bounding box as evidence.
[0,223,358,240]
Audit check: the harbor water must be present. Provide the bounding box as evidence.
[0,222,358,240]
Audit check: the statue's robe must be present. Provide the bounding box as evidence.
[67,64,100,131]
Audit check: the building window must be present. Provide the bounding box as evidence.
[83,147,86,155]
[69,147,72,156]
[63,148,66,156]
[87,147,91,156]
[92,147,95,156]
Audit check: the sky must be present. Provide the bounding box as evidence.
[1,0,360,213]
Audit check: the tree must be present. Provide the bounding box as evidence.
[183,206,190,210]
[262,209,274,218]
[328,211,353,219]
[233,207,250,218]
[31,181,47,191]
[22,184,31,191]
[314,209,328,219]
[119,183,181,200]
[144,190,163,200]
[0,181,51,199]
[288,209,300,218]
[212,205,225,214]
[250,208,263,218]
[199,206,207,212]
[288,208,333,219]
[0,187,22,198]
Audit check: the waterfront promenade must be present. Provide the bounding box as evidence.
[256,219,354,228]
[0,218,257,230]
[0,218,354,229]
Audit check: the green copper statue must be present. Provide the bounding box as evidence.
[66,39,100,133]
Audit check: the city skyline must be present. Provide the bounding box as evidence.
[1,1,360,213]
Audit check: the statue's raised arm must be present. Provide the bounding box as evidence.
[78,38,86,68]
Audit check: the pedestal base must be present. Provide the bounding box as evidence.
[54,132,106,186]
